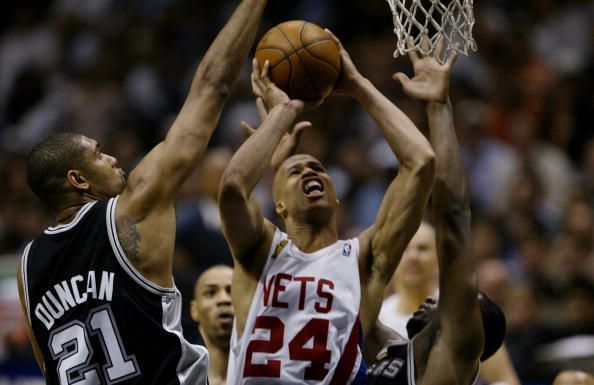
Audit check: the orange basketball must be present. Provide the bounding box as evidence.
[255,20,341,101]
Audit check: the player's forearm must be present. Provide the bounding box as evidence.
[189,0,267,98]
[351,76,435,171]
[221,103,298,194]
[426,99,470,214]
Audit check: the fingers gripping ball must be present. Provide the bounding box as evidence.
[255,20,341,101]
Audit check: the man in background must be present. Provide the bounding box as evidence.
[191,266,234,385]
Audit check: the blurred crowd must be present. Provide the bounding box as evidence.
[0,0,592,383]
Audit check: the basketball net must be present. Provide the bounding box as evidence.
[385,0,477,63]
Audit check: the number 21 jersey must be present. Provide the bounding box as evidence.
[21,197,208,385]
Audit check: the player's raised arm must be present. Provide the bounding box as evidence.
[396,39,484,384]
[219,60,305,274]
[327,33,436,335]
[120,0,268,217]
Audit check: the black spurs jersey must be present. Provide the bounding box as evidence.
[21,197,208,385]
[367,339,414,385]
[367,338,479,385]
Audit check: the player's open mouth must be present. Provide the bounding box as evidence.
[217,312,234,324]
[302,178,324,198]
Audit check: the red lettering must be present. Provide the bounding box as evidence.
[262,274,276,306]
[293,276,315,310]
[315,279,334,313]
[271,273,291,308]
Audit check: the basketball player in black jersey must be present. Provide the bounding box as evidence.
[16,1,269,384]
[366,39,506,385]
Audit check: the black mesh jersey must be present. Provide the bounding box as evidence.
[367,339,413,385]
[21,197,208,385]
[367,338,480,385]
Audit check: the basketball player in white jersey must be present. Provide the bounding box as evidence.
[17,1,269,384]
[219,31,436,384]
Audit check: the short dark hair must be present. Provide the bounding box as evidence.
[27,133,86,210]
[406,291,506,362]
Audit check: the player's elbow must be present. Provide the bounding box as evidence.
[219,169,248,203]
[409,148,436,183]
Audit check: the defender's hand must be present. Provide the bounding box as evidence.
[393,36,457,104]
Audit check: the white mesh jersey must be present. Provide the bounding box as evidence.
[228,229,365,385]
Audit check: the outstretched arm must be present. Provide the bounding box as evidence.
[120,0,268,217]
[397,40,483,385]
[219,61,304,274]
[327,33,435,336]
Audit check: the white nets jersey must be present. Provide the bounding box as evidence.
[227,229,367,385]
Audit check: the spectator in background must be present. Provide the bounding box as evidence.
[553,371,594,385]
[190,265,233,385]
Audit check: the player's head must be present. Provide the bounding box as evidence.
[394,221,437,291]
[406,292,506,361]
[190,265,234,349]
[27,133,125,212]
[272,154,338,224]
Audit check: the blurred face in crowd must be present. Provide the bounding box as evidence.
[553,371,594,385]
[191,266,234,348]
[395,222,437,290]
[273,154,338,225]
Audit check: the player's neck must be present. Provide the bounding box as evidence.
[55,196,97,224]
[285,220,338,253]
[203,335,228,384]
[396,285,436,315]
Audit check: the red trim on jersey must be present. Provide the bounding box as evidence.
[329,317,360,385]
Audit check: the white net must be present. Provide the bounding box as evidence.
[386,0,477,63]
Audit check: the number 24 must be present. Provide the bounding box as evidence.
[244,316,331,380]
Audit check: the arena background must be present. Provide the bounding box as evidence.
[0,0,592,384]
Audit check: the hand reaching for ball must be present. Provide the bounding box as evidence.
[251,58,290,109]
[240,96,312,169]
[324,28,363,96]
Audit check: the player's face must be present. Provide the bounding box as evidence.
[191,267,234,345]
[276,154,338,222]
[395,223,437,288]
[79,136,126,197]
[406,296,438,338]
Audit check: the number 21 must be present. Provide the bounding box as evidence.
[243,316,331,380]
[49,305,140,385]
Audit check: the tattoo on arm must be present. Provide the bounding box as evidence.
[116,215,143,263]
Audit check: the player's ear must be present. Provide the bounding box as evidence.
[275,201,287,218]
[189,300,200,323]
[67,170,90,191]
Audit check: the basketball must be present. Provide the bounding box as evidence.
[255,20,341,101]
